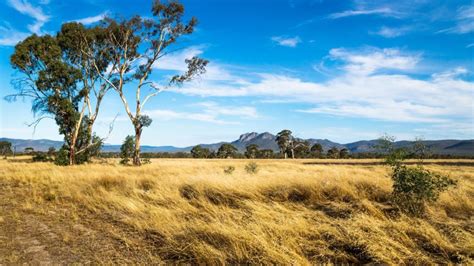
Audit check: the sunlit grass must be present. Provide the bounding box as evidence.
[1,158,473,264]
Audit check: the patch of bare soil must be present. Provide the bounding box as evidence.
[0,180,160,264]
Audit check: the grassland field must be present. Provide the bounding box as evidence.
[0,157,473,264]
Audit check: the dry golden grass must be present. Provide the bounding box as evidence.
[0,158,473,264]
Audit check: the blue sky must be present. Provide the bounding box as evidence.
[0,0,473,146]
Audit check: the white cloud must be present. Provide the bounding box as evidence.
[328,8,400,19]
[0,25,30,46]
[438,5,474,34]
[8,0,50,35]
[152,46,247,83]
[372,26,411,38]
[172,47,473,125]
[71,11,108,25]
[328,47,419,75]
[271,36,301,47]
[144,102,258,125]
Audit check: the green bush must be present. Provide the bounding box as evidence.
[245,162,259,174]
[391,165,457,216]
[32,152,52,162]
[223,166,235,174]
[54,147,70,166]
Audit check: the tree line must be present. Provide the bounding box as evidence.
[5,0,207,166]
[187,129,349,159]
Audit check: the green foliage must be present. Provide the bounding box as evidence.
[258,149,274,159]
[55,146,70,166]
[245,144,259,159]
[32,152,53,162]
[376,135,409,166]
[391,165,457,216]
[245,162,259,174]
[327,147,339,159]
[276,129,293,158]
[217,144,238,158]
[223,166,235,174]
[339,148,349,159]
[380,135,457,216]
[120,135,135,165]
[310,143,323,158]
[294,140,310,158]
[191,145,211,158]
[0,141,12,158]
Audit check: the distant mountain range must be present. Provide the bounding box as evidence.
[1,133,473,156]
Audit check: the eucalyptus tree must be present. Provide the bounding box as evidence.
[217,144,238,159]
[293,140,310,158]
[91,1,208,165]
[191,145,211,158]
[310,143,323,158]
[327,147,340,159]
[276,129,293,159]
[245,144,259,159]
[8,24,112,165]
[339,148,349,158]
[0,141,12,159]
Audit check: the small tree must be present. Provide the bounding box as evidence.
[378,135,457,216]
[310,143,323,158]
[245,144,259,159]
[411,137,430,162]
[217,144,238,158]
[327,147,339,159]
[339,148,349,159]
[0,141,12,158]
[191,145,210,158]
[47,147,57,158]
[120,135,135,165]
[294,140,310,158]
[24,147,34,154]
[258,149,274,159]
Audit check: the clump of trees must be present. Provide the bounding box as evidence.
[191,145,211,158]
[7,0,207,166]
[217,144,238,158]
[378,135,457,216]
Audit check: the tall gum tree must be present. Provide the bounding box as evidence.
[91,0,208,165]
[8,25,113,165]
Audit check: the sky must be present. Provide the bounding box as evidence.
[0,0,473,146]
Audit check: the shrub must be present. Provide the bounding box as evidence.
[391,165,457,216]
[245,162,258,174]
[54,147,70,166]
[223,166,235,174]
[32,152,51,162]
[379,135,457,216]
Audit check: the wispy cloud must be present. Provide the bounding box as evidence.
[71,11,108,25]
[271,36,301,47]
[7,0,50,34]
[328,8,401,19]
[144,102,258,125]
[173,47,473,126]
[438,5,474,34]
[372,26,412,38]
[0,24,30,46]
[328,47,420,75]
